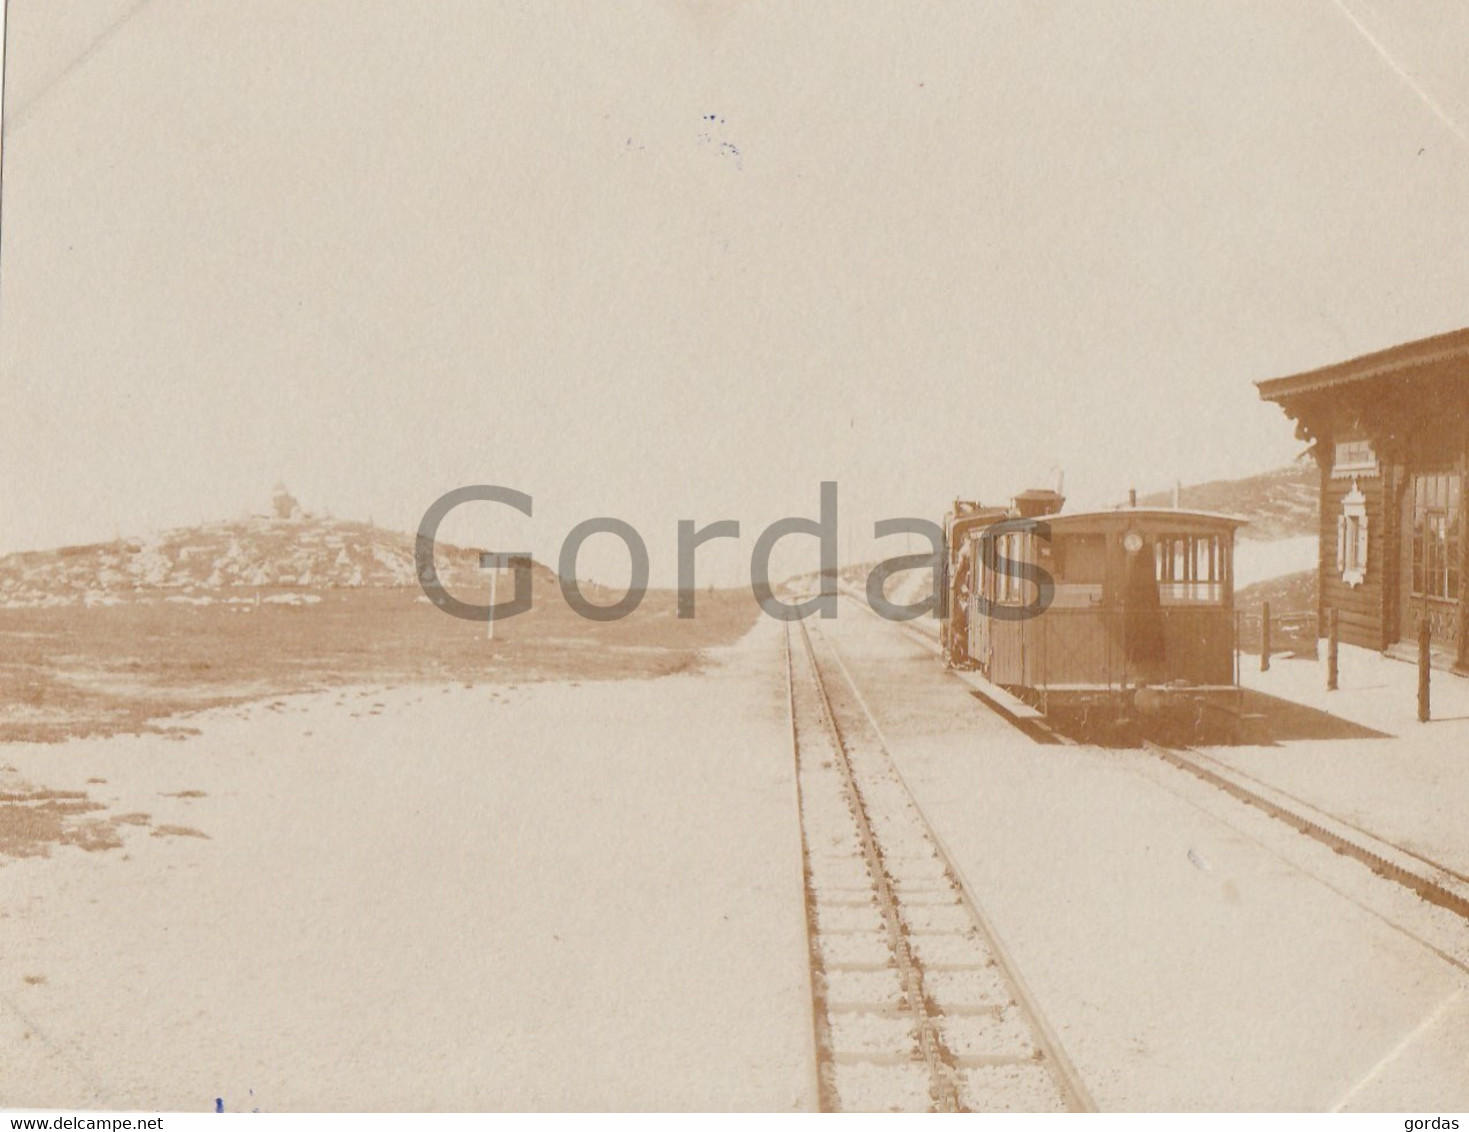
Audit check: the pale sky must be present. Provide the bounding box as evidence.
[5,1,1469,584]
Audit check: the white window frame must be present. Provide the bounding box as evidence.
[1336,479,1368,588]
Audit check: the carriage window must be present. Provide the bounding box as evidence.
[996,534,1015,603]
[1154,533,1227,603]
[993,532,1033,604]
[1054,534,1105,584]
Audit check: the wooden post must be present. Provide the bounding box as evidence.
[1233,609,1241,689]
[487,565,498,641]
[1458,438,1469,672]
[1418,613,1431,723]
[1326,607,1339,691]
[1260,601,1271,672]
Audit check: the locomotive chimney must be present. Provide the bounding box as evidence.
[1012,488,1065,519]
[1128,487,1137,508]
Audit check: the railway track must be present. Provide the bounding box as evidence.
[784,618,1092,1113]
[1141,740,1469,923]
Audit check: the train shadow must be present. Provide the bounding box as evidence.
[1044,689,1390,749]
[1230,689,1392,745]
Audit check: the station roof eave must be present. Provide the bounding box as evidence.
[1256,325,1469,404]
[1255,326,1469,451]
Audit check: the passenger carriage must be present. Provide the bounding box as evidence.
[950,497,1248,733]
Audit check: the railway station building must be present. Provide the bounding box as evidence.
[1258,326,1469,673]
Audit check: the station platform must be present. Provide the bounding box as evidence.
[1208,646,1469,877]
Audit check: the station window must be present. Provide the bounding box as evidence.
[1337,479,1369,589]
[1411,473,1460,601]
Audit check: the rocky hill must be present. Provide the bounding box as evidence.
[0,513,559,610]
[1139,460,1317,541]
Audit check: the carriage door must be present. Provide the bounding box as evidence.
[969,533,991,667]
